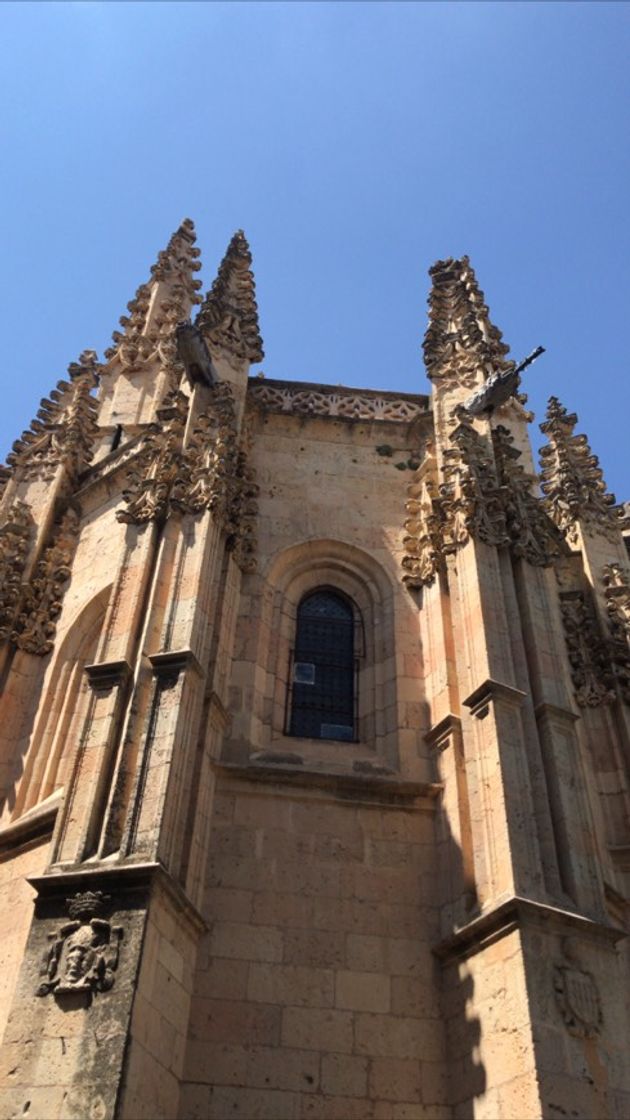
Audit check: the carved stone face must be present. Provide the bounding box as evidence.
[63,927,95,984]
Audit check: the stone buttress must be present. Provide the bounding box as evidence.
[0,237,629,1120]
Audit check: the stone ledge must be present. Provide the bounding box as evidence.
[0,791,61,856]
[214,759,441,806]
[463,678,527,718]
[434,894,626,962]
[149,648,204,680]
[29,860,207,935]
[425,713,462,751]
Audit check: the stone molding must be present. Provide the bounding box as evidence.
[0,500,34,642]
[401,416,565,587]
[558,590,616,708]
[29,860,207,938]
[13,508,80,656]
[402,445,442,588]
[462,678,527,719]
[491,424,564,567]
[214,759,441,805]
[424,713,463,752]
[248,380,428,422]
[0,790,62,853]
[84,659,133,692]
[602,563,630,702]
[434,894,625,963]
[116,382,259,570]
[117,388,189,525]
[148,648,204,683]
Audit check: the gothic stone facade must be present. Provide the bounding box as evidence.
[0,224,630,1120]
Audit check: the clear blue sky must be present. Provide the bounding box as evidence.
[2,2,629,495]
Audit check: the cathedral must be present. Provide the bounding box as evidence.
[1,219,630,1120]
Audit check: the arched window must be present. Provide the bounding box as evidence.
[288,588,357,742]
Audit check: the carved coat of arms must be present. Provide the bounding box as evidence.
[36,891,123,998]
[554,964,602,1038]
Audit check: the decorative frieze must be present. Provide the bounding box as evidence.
[0,501,34,642]
[13,508,80,655]
[36,891,123,999]
[540,397,624,544]
[558,591,615,708]
[248,382,427,423]
[196,230,264,367]
[7,351,100,483]
[602,564,630,702]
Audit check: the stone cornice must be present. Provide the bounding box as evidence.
[214,759,441,805]
[0,790,61,855]
[434,894,625,962]
[85,659,133,690]
[424,712,462,751]
[247,378,430,424]
[29,859,207,936]
[148,648,204,680]
[462,678,527,718]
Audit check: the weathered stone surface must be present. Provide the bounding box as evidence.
[0,235,629,1120]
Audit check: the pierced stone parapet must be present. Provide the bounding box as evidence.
[248,381,428,423]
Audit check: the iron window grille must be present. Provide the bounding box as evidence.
[285,588,360,742]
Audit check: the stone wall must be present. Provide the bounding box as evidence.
[180,778,449,1120]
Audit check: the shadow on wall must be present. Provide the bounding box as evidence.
[438,782,487,1118]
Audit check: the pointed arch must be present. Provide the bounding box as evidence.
[12,586,111,819]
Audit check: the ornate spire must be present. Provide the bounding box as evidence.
[105,218,203,369]
[539,397,623,543]
[423,256,512,388]
[6,351,100,483]
[196,231,264,366]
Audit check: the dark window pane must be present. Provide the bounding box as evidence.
[289,590,356,742]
